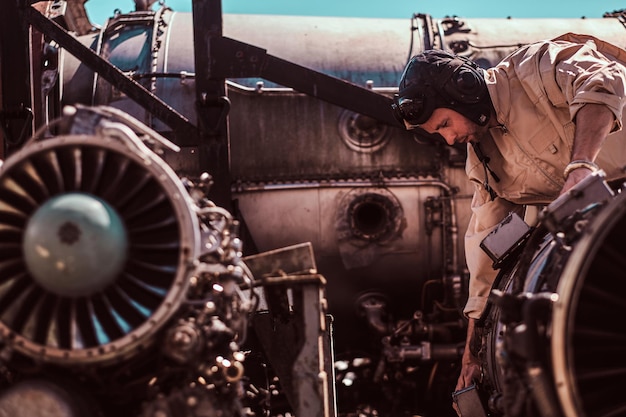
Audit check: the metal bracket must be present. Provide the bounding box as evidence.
[540,170,614,234]
[244,243,336,417]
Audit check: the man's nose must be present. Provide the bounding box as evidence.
[443,134,456,146]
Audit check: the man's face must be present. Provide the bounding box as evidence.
[413,108,488,146]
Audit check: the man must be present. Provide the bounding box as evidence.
[391,33,626,410]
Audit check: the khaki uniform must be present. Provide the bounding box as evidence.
[464,33,626,319]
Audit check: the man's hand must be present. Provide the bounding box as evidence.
[455,347,482,392]
[453,318,482,416]
[560,166,595,195]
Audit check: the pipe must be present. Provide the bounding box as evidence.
[523,293,562,417]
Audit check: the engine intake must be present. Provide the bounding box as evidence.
[0,108,200,366]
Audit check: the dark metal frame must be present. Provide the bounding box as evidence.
[0,0,405,262]
[3,0,401,205]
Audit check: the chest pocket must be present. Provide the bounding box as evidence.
[525,95,573,166]
[522,64,573,160]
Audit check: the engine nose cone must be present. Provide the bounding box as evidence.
[22,193,128,297]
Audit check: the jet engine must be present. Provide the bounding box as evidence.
[470,172,626,417]
[0,105,254,417]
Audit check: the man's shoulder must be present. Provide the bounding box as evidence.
[550,32,626,63]
[497,32,626,67]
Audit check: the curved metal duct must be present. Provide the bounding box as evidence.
[0,110,199,366]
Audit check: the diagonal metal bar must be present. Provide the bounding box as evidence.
[209,36,401,127]
[23,5,199,145]
[262,54,400,127]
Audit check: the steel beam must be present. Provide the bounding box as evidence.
[192,0,232,210]
[208,36,401,127]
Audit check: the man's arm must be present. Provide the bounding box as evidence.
[455,317,481,391]
[561,103,615,194]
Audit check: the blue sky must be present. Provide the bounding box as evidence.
[85,0,626,24]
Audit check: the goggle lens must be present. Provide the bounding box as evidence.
[392,95,427,126]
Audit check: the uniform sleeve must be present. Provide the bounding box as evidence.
[538,38,626,131]
[463,182,523,319]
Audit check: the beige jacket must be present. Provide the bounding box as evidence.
[464,33,626,319]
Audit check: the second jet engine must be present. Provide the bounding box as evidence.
[0,104,255,417]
